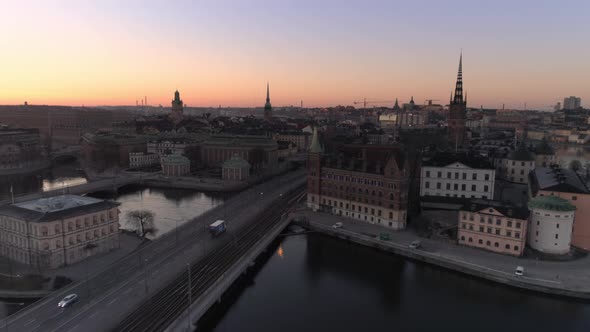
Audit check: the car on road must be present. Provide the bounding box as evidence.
[332,222,343,229]
[58,294,78,308]
[409,240,421,249]
[515,266,524,276]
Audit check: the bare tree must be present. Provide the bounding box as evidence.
[126,210,157,239]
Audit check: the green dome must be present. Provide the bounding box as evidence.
[528,196,576,212]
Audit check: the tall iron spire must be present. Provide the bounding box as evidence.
[453,52,464,104]
[266,82,270,103]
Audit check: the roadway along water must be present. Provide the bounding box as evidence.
[199,233,590,332]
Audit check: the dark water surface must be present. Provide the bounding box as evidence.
[201,233,590,332]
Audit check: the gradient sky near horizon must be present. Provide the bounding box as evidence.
[1,0,589,110]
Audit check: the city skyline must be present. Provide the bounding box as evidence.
[1,0,589,110]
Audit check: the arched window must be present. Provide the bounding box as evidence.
[468,237,473,243]
[505,244,511,249]
[486,241,491,246]
[460,236,465,241]
[478,239,483,244]
[494,242,499,247]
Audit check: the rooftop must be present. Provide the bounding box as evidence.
[0,195,119,223]
[161,154,190,164]
[223,154,250,168]
[422,152,494,169]
[530,166,589,194]
[507,144,535,161]
[528,195,576,212]
[460,199,530,220]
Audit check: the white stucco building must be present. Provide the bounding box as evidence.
[129,152,159,169]
[528,195,576,255]
[499,144,535,184]
[420,153,496,200]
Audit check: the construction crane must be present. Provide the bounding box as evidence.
[352,98,395,109]
[424,99,440,106]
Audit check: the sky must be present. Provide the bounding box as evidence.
[1,0,589,110]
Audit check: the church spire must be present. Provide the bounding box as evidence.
[266,82,270,103]
[393,98,400,111]
[453,52,464,105]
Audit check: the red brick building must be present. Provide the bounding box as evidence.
[306,128,410,229]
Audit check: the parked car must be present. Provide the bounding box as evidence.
[515,266,524,276]
[409,240,421,249]
[332,222,343,229]
[58,294,78,308]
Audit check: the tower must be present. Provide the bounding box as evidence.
[448,53,467,149]
[306,127,322,211]
[171,90,184,123]
[264,82,272,120]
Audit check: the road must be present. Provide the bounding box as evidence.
[3,169,305,332]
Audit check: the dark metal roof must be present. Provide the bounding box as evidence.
[460,199,530,220]
[422,152,493,169]
[0,201,119,223]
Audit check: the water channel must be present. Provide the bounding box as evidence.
[199,233,590,332]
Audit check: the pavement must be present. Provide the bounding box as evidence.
[2,169,306,332]
[294,209,590,294]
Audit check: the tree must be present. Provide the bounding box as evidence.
[126,210,157,239]
[569,159,582,172]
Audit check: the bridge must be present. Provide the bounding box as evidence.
[0,173,155,207]
[3,170,306,332]
[50,146,82,162]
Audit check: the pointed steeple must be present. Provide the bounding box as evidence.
[453,52,464,105]
[309,127,322,153]
[410,96,414,104]
[266,82,270,103]
[393,98,400,111]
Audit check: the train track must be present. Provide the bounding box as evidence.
[115,185,304,332]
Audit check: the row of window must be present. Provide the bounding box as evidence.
[0,212,115,236]
[2,226,116,251]
[461,213,522,229]
[461,222,521,238]
[321,198,396,219]
[424,192,490,199]
[424,170,491,181]
[425,182,490,192]
[460,236,520,251]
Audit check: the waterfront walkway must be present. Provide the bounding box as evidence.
[294,209,590,299]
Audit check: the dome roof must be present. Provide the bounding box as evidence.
[528,195,576,212]
[223,154,250,168]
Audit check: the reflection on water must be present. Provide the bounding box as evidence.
[89,185,226,239]
[0,161,87,201]
[201,234,590,332]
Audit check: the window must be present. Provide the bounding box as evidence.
[462,173,467,180]
[515,222,521,228]
[468,237,473,242]
[495,229,500,235]
[461,223,466,229]
[447,172,451,179]
[462,213,466,220]
[478,239,483,244]
[514,246,519,251]
[479,216,484,223]
[485,174,490,181]
[461,236,465,241]
[437,183,441,189]
[461,184,466,191]
[454,184,458,190]
[505,244,511,249]
[508,221,513,227]
[479,226,484,232]
[471,185,476,191]
[488,217,492,224]
[426,171,430,177]
[555,234,559,239]
[446,183,451,190]
[487,227,492,234]
[484,185,489,192]
[572,196,577,201]
[455,172,459,179]
[557,224,559,229]
[469,214,474,221]
[486,241,491,246]
[469,224,473,230]
[425,181,430,188]
[515,232,520,239]
[472,173,477,180]
[494,242,499,247]
[496,219,501,226]
[507,231,512,237]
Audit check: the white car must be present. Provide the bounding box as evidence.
[58,294,78,308]
[409,240,421,249]
[332,222,343,229]
[515,266,524,276]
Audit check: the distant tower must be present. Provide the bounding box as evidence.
[171,90,184,123]
[448,53,467,150]
[264,82,272,120]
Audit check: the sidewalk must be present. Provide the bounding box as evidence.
[293,209,590,298]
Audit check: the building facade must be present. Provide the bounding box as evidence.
[529,166,590,251]
[563,96,581,110]
[527,196,575,255]
[82,132,148,172]
[420,153,495,200]
[170,90,184,123]
[457,200,528,256]
[200,135,278,171]
[0,127,49,175]
[129,152,159,169]
[0,195,120,269]
[161,154,190,176]
[222,154,251,181]
[307,129,410,230]
[448,54,467,148]
[273,133,311,152]
[499,144,535,184]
